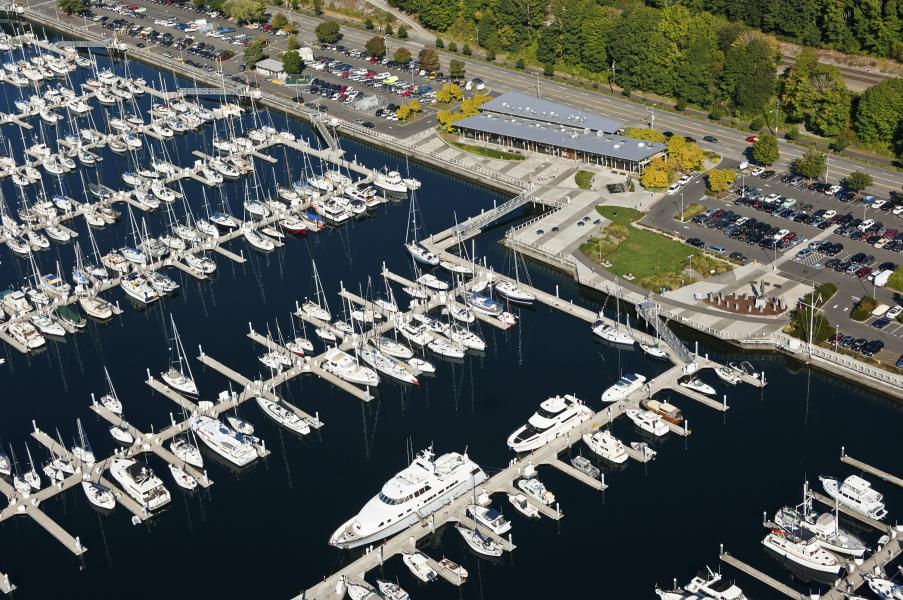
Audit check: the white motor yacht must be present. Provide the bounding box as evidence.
[517,477,555,506]
[191,416,258,467]
[507,394,593,452]
[680,377,716,396]
[374,170,408,195]
[508,492,540,518]
[601,373,646,402]
[376,581,409,600]
[109,458,171,510]
[583,429,628,463]
[761,530,842,575]
[321,348,379,387]
[866,576,903,600]
[820,475,887,520]
[656,567,748,600]
[330,447,486,549]
[626,409,669,436]
[774,505,866,557]
[401,552,438,583]
[467,504,512,535]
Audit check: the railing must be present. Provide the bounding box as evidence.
[773,333,903,389]
[637,304,694,363]
[452,190,534,237]
[311,115,339,151]
[503,235,577,274]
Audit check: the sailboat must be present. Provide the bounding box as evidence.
[97,367,123,414]
[82,478,116,510]
[23,443,41,490]
[301,260,331,322]
[404,189,439,266]
[161,315,198,398]
[493,242,536,304]
[591,291,634,346]
[285,314,314,356]
[71,418,96,466]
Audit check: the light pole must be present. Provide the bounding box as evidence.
[679,192,685,222]
[824,150,831,183]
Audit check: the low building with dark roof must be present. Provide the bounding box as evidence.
[454,113,665,173]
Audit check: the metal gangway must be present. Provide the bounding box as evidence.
[311,114,339,151]
[637,300,694,363]
[451,189,534,238]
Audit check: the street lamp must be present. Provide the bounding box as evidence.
[679,192,685,222]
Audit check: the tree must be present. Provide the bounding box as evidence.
[485,49,495,62]
[706,169,737,193]
[397,99,422,121]
[397,25,408,39]
[449,59,465,80]
[855,78,903,150]
[393,47,412,64]
[845,171,874,191]
[418,0,457,31]
[418,48,440,73]
[781,51,851,137]
[286,34,298,52]
[315,21,341,44]
[435,83,464,103]
[58,0,85,14]
[794,149,827,179]
[667,137,706,171]
[312,0,322,15]
[223,0,265,22]
[721,37,777,115]
[282,50,302,74]
[365,36,386,58]
[543,62,555,76]
[641,158,671,189]
[365,17,374,30]
[435,38,444,48]
[385,24,393,36]
[515,57,525,69]
[536,22,559,66]
[605,7,673,95]
[462,44,472,56]
[244,40,266,65]
[752,134,779,165]
[272,13,287,29]
[623,127,668,144]
[448,41,457,53]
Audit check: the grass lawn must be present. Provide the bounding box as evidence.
[438,131,525,160]
[574,170,594,189]
[580,206,731,291]
[674,203,706,221]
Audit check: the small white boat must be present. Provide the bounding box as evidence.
[639,342,668,360]
[591,320,633,345]
[680,377,716,396]
[467,504,512,535]
[508,492,539,518]
[517,477,555,505]
[715,366,742,385]
[630,441,657,461]
[761,530,841,575]
[601,373,646,402]
[409,357,435,374]
[168,464,198,490]
[455,524,503,557]
[226,416,254,436]
[255,396,310,436]
[170,438,203,468]
[626,409,669,436]
[416,273,449,291]
[376,580,409,600]
[82,480,116,510]
[402,552,438,583]
[110,425,134,445]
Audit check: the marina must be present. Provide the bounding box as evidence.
[0,15,899,600]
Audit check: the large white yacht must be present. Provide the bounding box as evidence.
[820,475,887,520]
[321,348,379,387]
[761,530,842,575]
[656,567,748,600]
[190,416,258,467]
[601,373,646,402]
[109,458,171,511]
[582,429,628,463]
[506,394,594,453]
[329,447,486,549]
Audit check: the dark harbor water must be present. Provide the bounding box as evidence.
[0,32,901,600]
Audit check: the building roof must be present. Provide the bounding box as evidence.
[454,114,665,162]
[255,58,284,73]
[480,91,621,134]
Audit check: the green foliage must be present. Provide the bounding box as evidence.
[385,24,393,36]
[244,39,266,65]
[365,17,374,30]
[784,124,799,140]
[272,13,287,29]
[845,171,873,191]
[750,116,765,131]
[780,49,852,137]
[449,59,465,79]
[393,47,412,64]
[419,0,457,31]
[722,37,777,115]
[888,267,903,293]
[281,50,302,74]
[223,0,265,22]
[462,44,472,56]
[397,25,408,39]
[851,296,879,321]
[58,0,85,15]
[752,134,779,165]
[485,48,495,61]
[418,48,440,72]
[286,34,298,52]
[515,57,525,69]
[312,0,322,15]
[855,78,903,151]
[435,38,444,48]
[706,168,736,193]
[366,36,386,57]
[448,41,458,52]
[574,170,594,189]
[315,20,341,44]
[794,149,827,179]
[543,62,554,76]
[623,127,668,144]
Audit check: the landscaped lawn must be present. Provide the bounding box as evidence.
[580,206,731,290]
[574,170,594,189]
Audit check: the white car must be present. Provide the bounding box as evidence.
[886,305,902,319]
[666,183,683,195]
[893,205,903,216]
[750,167,765,176]
[826,184,842,195]
[823,210,837,219]
[858,219,875,231]
[677,174,692,186]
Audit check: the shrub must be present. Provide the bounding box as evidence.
[435,38,444,48]
[448,41,457,52]
[462,44,471,56]
[851,296,879,321]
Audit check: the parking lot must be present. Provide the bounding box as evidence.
[646,168,903,366]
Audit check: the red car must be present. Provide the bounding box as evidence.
[745,135,759,143]
[855,266,873,278]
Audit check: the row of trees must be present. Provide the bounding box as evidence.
[385,0,901,159]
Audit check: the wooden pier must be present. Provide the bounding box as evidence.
[719,552,804,600]
[840,449,903,489]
